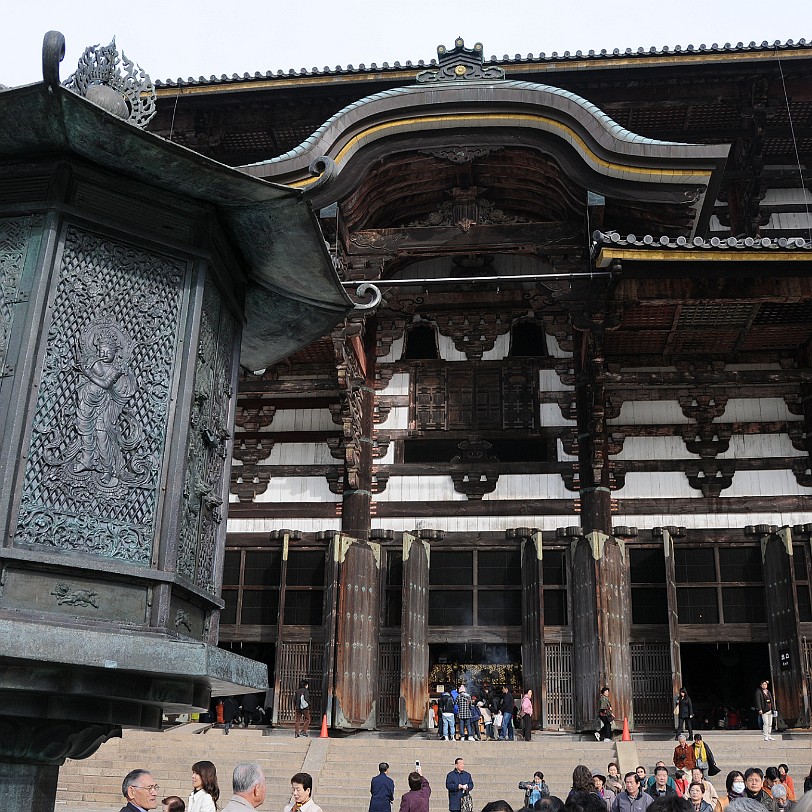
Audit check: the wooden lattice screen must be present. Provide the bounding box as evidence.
[631,642,672,726]
[544,642,574,729]
[277,641,325,724]
[378,642,402,727]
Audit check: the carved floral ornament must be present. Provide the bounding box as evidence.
[41,30,156,128]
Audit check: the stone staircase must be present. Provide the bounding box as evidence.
[55,728,812,812]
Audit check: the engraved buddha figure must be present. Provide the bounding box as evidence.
[72,327,137,487]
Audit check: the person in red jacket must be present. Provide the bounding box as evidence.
[674,734,697,772]
[400,765,431,812]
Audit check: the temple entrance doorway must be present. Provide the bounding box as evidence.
[428,643,523,693]
[679,642,770,729]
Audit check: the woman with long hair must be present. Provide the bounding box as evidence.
[189,760,219,812]
[570,765,596,797]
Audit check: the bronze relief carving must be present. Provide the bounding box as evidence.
[14,227,186,564]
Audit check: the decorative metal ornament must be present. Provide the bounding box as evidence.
[63,38,156,128]
[416,38,505,83]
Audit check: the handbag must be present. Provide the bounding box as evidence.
[696,759,708,771]
[461,794,473,812]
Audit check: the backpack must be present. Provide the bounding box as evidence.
[442,694,455,714]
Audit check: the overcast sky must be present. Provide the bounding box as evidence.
[0,0,809,88]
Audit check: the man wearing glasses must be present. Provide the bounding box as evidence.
[121,769,159,811]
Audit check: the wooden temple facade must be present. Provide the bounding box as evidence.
[149,37,812,730]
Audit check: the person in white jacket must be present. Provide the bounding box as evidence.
[189,760,220,812]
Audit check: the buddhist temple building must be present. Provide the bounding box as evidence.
[147,37,812,731]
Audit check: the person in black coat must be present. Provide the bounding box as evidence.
[120,769,159,811]
[674,687,694,741]
[446,757,474,812]
[370,763,396,812]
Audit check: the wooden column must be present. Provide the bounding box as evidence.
[596,530,635,730]
[572,326,634,730]
[321,532,341,726]
[400,532,430,728]
[658,526,685,723]
[333,535,381,729]
[759,526,805,726]
[270,531,290,726]
[337,319,376,542]
[569,531,599,730]
[520,530,546,728]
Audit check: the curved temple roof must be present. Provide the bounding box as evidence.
[240,79,730,237]
[0,81,352,370]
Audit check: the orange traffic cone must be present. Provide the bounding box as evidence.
[621,717,631,741]
[319,714,329,738]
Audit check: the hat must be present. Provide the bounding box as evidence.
[592,770,606,781]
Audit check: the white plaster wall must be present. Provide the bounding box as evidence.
[616,472,700,499]
[377,406,409,430]
[482,474,570,500]
[718,434,807,459]
[558,439,578,462]
[724,469,810,498]
[270,408,335,432]
[373,475,465,502]
[717,397,803,423]
[380,372,410,396]
[615,436,687,461]
[370,515,578,532]
[265,441,334,465]
[480,332,510,361]
[764,212,812,231]
[726,363,781,371]
[438,332,466,362]
[378,335,405,364]
[611,512,812,532]
[253,476,340,503]
[762,188,812,205]
[539,368,572,393]
[608,400,693,425]
[376,443,396,465]
[540,402,576,426]
[547,334,572,359]
[227,518,341,534]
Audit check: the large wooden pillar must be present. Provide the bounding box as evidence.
[519,529,546,727]
[328,317,381,729]
[755,525,805,726]
[569,530,600,730]
[571,326,634,730]
[658,526,685,718]
[400,532,430,728]
[333,535,381,729]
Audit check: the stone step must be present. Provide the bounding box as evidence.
[56,729,812,812]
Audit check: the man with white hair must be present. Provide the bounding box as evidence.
[222,762,267,811]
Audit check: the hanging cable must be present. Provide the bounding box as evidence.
[168,85,181,142]
[776,50,812,242]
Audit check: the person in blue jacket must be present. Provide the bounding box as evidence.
[369,763,395,812]
[446,758,474,812]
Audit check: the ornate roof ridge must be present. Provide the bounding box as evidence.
[154,38,811,89]
[593,230,812,250]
